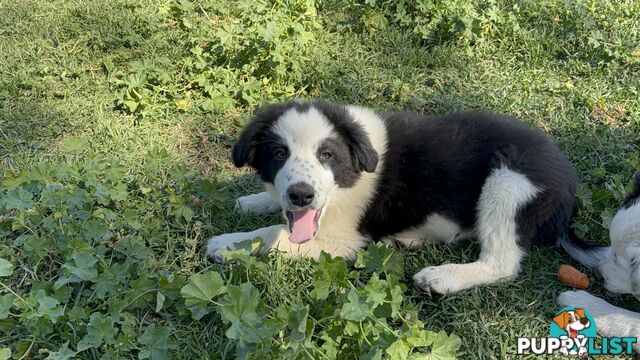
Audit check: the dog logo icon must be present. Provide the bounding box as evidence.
[517,306,635,355]
[550,307,597,356]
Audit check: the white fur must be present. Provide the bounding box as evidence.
[598,201,640,295]
[382,213,472,250]
[413,166,540,294]
[207,105,388,260]
[206,225,288,261]
[235,191,281,214]
[558,290,640,352]
[272,107,337,210]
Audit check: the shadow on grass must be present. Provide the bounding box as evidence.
[0,97,73,168]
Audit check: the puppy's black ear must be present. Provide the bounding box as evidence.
[343,122,378,173]
[314,101,379,173]
[352,139,379,173]
[231,119,264,168]
[232,103,291,168]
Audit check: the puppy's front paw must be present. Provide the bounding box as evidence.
[206,233,239,262]
[234,193,280,215]
[413,264,466,295]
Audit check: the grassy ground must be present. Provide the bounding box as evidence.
[1,0,639,358]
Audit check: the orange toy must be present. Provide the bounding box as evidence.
[557,264,589,289]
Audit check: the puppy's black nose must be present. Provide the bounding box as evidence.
[580,318,589,325]
[288,182,315,207]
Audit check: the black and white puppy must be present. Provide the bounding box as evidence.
[207,100,603,295]
[558,172,640,350]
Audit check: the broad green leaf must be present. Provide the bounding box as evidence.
[385,275,405,319]
[279,304,310,342]
[93,262,131,298]
[364,273,386,309]
[310,252,348,300]
[65,187,90,208]
[77,312,117,351]
[386,338,411,360]
[127,277,156,309]
[425,331,461,360]
[404,328,434,348]
[361,347,384,360]
[86,177,110,205]
[340,289,368,322]
[0,258,13,277]
[355,243,404,278]
[61,252,98,282]
[45,341,76,360]
[0,294,14,319]
[155,292,166,313]
[28,291,64,323]
[83,219,109,242]
[218,282,262,343]
[220,238,267,271]
[180,272,226,306]
[138,324,175,360]
[4,188,34,210]
[109,182,128,202]
[0,348,10,360]
[186,306,211,321]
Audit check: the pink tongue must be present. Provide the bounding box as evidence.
[289,210,318,244]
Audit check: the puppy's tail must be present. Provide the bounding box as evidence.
[557,230,609,269]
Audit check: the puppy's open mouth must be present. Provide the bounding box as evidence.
[286,208,323,244]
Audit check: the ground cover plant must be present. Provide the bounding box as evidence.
[0,0,639,358]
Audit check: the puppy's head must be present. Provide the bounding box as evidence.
[232,100,379,244]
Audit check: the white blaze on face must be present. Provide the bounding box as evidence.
[272,107,338,244]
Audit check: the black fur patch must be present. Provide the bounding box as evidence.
[317,137,360,187]
[359,110,579,250]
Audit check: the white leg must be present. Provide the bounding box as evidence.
[413,166,539,294]
[235,192,281,214]
[381,214,472,250]
[206,225,288,261]
[206,224,362,261]
[557,290,640,351]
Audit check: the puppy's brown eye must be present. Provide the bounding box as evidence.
[320,151,332,160]
[273,148,287,160]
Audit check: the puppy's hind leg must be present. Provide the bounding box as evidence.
[414,164,540,294]
[235,191,281,214]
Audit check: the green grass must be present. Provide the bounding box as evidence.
[1,0,639,358]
